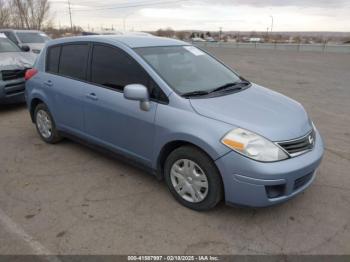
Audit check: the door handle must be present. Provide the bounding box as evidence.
[44,80,53,87]
[86,93,98,101]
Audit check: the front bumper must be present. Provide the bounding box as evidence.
[0,79,26,104]
[215,129,324,207]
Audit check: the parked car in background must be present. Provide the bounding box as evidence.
[0,29,50,55]
[25,36,324,210]
[191,37,206,42]
[0,33,35,104]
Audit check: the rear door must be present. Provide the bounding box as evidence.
[83,44,162,165]
[44,43,89,135]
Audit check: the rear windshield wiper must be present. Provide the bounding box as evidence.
[211,80,250,93]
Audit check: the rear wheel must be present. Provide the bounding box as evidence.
[164,146,223,211]
[34,103,62,144]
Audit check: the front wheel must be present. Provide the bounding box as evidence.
[164,146,223,211]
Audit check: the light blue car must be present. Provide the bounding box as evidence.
[25,36,324,210]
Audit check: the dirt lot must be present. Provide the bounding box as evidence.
[0,48,349,255]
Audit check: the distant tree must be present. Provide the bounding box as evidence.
[206,31,211,37]
[0,0,11,27]
[175,31,187,40]
[190,32,195,38]
[200,33,204,39]
[294,36,301,43]
[155,29,164,37]
[155,27,175,38]
[43,25,83,38]
[9,0,51,29]
[249,31,257,37]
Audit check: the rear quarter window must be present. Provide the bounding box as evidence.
[46,46,61,74]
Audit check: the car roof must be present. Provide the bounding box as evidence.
[48,35,189,48]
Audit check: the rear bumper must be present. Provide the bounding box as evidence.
[0,79,26,104]
[215,129,324,207]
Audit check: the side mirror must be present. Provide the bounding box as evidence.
[124,84,151,111]
[21,45,30,52]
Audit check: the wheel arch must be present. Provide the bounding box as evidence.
[155,139,224,180]
[30,97,45,122]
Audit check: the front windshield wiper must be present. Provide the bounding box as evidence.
[181,80,250,98]
[181,90,210,97]
[210,80,250,93]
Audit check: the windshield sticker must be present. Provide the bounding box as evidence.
[184,46,205,56]
[0,33,7,38]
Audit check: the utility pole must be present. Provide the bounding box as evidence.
[270,15,274,33]
[68,0,73,30]
[219,27,222,41]
[123,12,134,32]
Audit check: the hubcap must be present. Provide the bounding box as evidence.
[170,159,209,203]
[36,110,52,139]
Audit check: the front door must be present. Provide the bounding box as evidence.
[83,44,159,165]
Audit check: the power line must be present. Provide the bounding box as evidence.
[70,0,188,12]
[71,0,169,7]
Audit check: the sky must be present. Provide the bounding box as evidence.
[49,0,350,32]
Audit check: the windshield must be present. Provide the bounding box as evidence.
[135,46,242,95]
[0,37,21,52]
[16,32,50,43]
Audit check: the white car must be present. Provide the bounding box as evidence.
[0,29,50,55]
[0,33,35,104]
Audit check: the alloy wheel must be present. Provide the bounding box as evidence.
[36,110,52,139]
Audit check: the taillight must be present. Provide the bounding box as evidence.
[25,68,38,81]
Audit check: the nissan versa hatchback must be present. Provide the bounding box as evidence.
[25,36,324,210]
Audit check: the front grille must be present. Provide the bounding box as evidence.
[1,69,26,81]
[278,130,315,156]
[294,172,313,191]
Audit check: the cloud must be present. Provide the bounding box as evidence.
[199,0,350,8]
[49,0,350,31]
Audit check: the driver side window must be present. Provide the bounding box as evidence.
[90,44,168,103]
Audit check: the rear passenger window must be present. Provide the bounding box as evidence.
[91,45,149,91]
[59,44,89,80]
[46,46,60,74]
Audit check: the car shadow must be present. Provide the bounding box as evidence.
[0,103,27,114]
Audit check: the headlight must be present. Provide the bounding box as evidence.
[221,128,288,162]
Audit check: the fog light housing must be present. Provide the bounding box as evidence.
[265,184,286,199]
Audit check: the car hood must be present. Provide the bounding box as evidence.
[0,52,36,71]
[189,84,312,141]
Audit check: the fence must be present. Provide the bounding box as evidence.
[193,42,350,54]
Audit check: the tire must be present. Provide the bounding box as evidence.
[164,146,223,211]
[34,103,62,144]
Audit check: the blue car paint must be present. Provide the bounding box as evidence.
[25,35,324,207]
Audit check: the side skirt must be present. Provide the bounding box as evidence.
[59,131,161,180]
